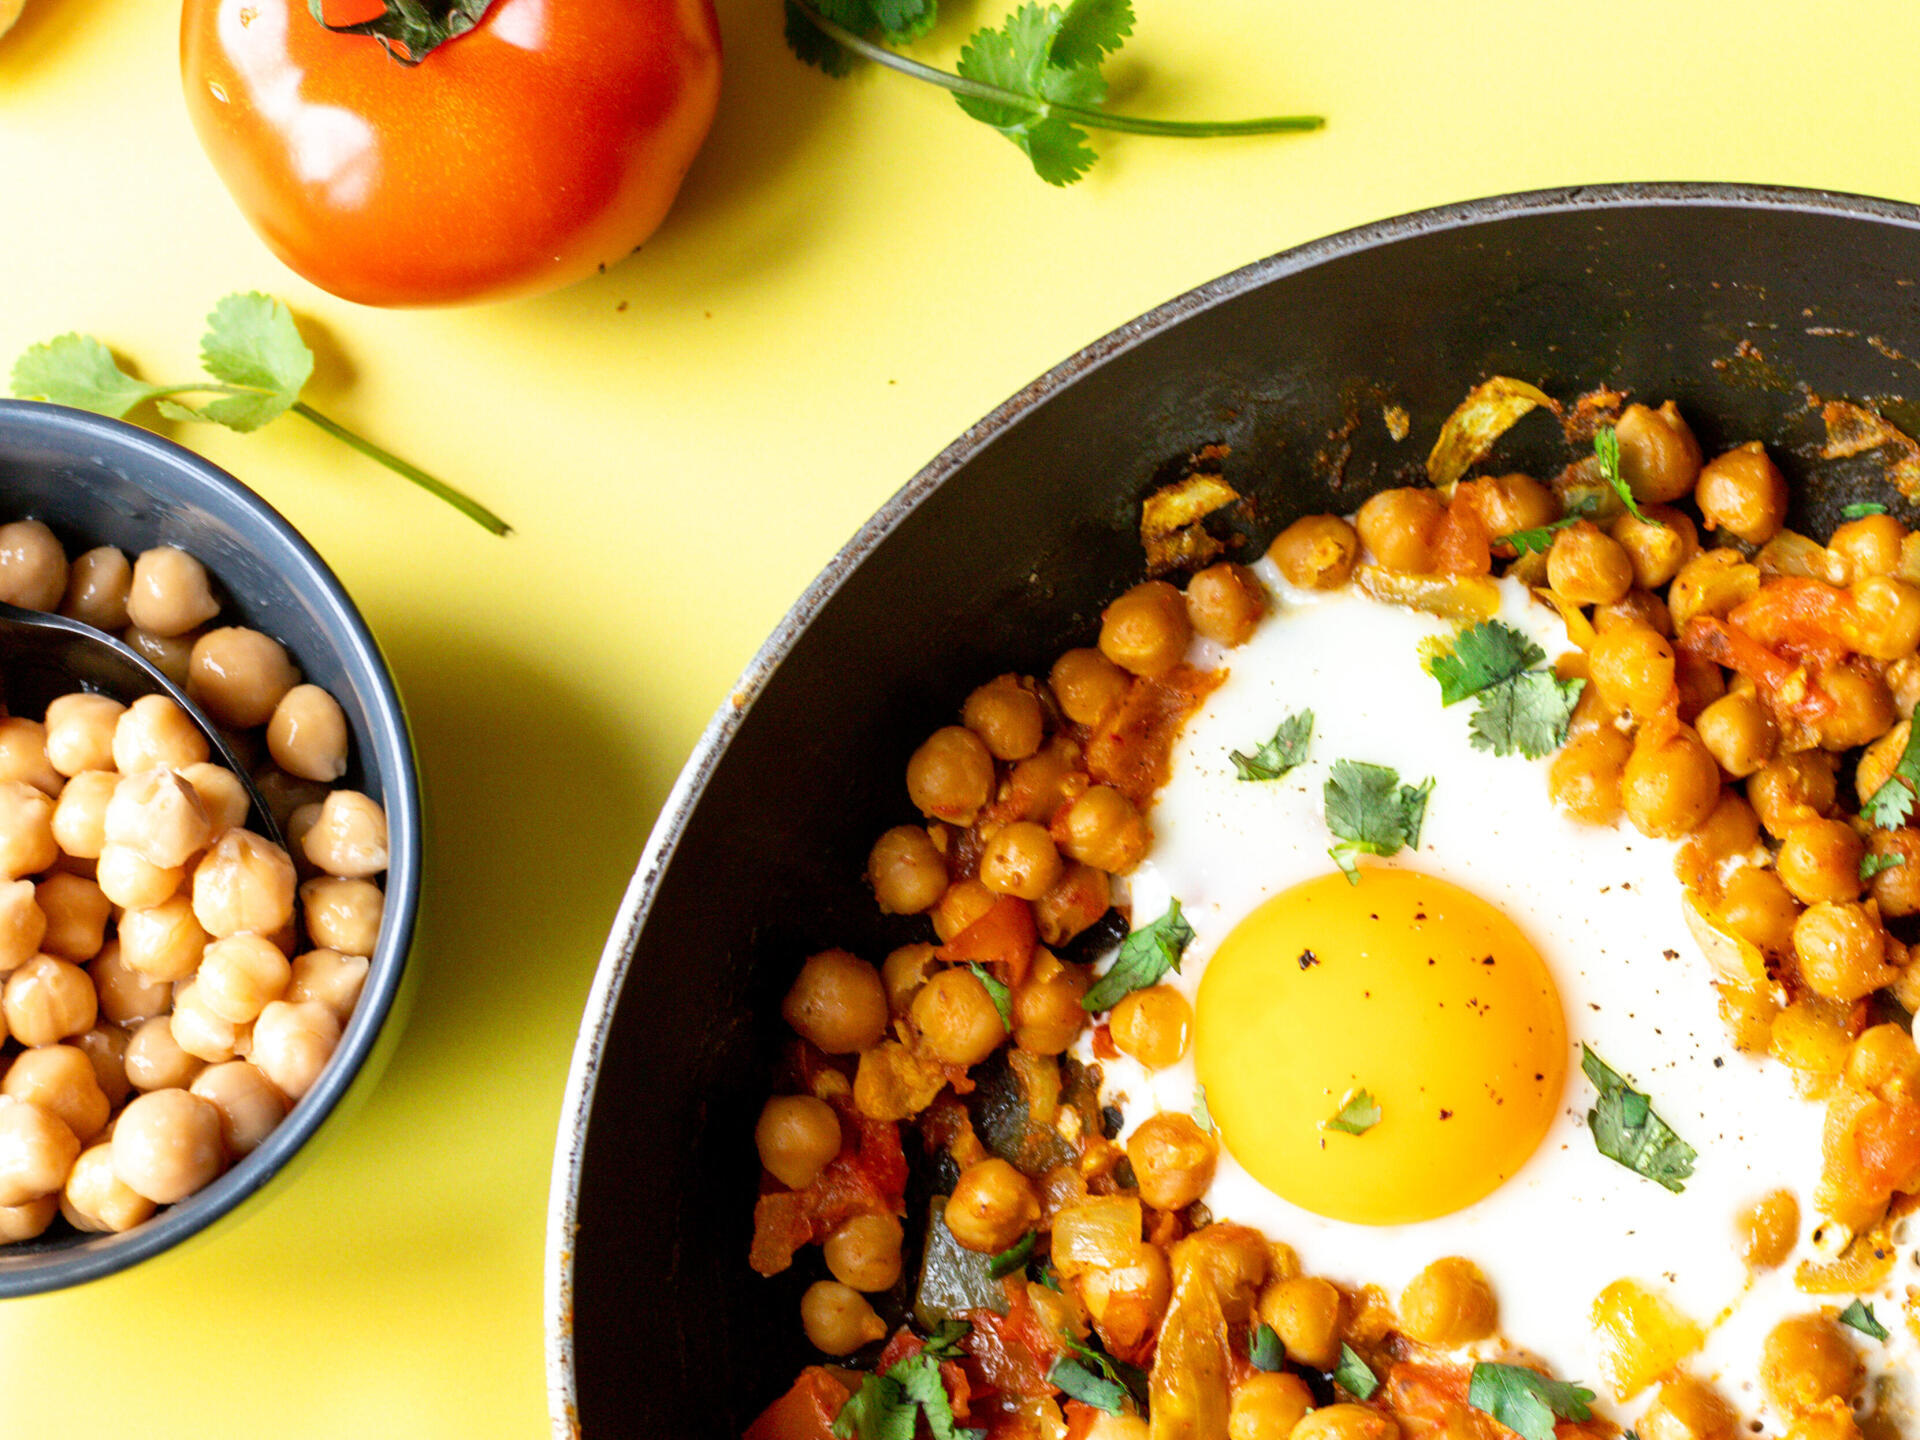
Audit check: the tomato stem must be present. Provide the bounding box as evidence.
[292,402,512,536]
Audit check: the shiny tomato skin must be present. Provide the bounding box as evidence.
[181,0,722,306]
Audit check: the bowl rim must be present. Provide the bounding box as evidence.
[0,398,422,1296]
[540,179,1920,1433]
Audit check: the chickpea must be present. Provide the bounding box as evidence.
[907,726,995,826]
[1099,581,1191,678]
[1594,588,1674,638]
[1695,692,1777,779]
[1846,1023,1920,1098]
[4,954,96,1046]
[105,768,212,871]
[910,968,1005,1066]
[111,1087,224,1203]
[1126,1112,1216,1210]
[299,789,388,880]
[96,845,184,910]
[1011,952,1091,1055]
[1228,1372,1316,1440]
[50,769,115,861]
[285,948,367,1023]
[881,944,938,1016]
[1399,1256,1497,1345]
[824,1211,904,1292]
[1547,521,1634,606]
[1057,786,1150,874]
[123,627,196,688]
[89,939,169,1027]
[1670,549,1763,633]
[0,781,57,880]
[1831,513,1908,580]
[262,683,350,783]
[1807,664,1895,752]
[193,829,297,939]
[0,1096,79,1205]
[1258,1274,1342,1370]
[1615,402,1703,504]
[0,880,45,972]
[1720,866,1802,956]
[124,1015,205,1092]
[1751,752,1837,839]
[0,1195,55,1242]
[250,999,341,1100]
[1294,1408,1399,1440]
[1588,624,1675,718]
[1759,1314,1863,1415]
[111,695,209,776]
[59,545,132,630]
[43,695,124,779]
[179,936,284,1031]
[1035,862,1110,949]
[1050,649,1132,728]
[1473,473,1560,538]
[1355,489,1443,574]
[126,547,220,637]
[1081,1418,1150,1440]
[1612,506,1699,590]
[185,626,300,730]
[171,983,241,1064]
[754,1094,842,1190]
[1783,1408,1862,1440]
[961,674,1045,762]
[931,878,996,943]
[799,1280,885,1356]
[781,950,888,1055]
[117,895,210,983]
[35,872,109,961]
[62,1142,155,1233]
[1847,574,1920,661]
[76,1025,131,1109]
[1697,443,1789,545]
[1865,828,1920,917]
[179,763,249,838]
[1186,563,1267,646]
[189,1061,287,1157]
[1775,820,1866,905]
[1792,903,1896,1002]
[1079,1242,1171,1354]
[1639,1376,1737,1440]
[0,520,67,611]
[1269,513,1362,590]
[1109,986,1192,1069]
[978,822,1063,901]
[0,718,59,798]
[4,1044,109,1144]
[946,1157,1041,1253]
[1622,726,1720,839]
[1548,727,1630,825]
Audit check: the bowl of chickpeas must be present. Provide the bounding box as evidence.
[0,398,420,1294]
[545,184,1920,1436]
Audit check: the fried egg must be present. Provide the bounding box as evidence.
[1080,557,1920,1428]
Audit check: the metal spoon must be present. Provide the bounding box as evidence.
[0,599,288,851]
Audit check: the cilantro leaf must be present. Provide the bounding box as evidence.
[1430,622,1544,705]
[832,1374,916,1440]
[987,1231,1035,1280]
[919,1319,972,1361]
[1334,1344,1378,1400]
[785,0,935,70]
[1468,672,1585,760]
[1250,1323,1286,1372]
[1843,501,1891,520]
[1839,1299,1890,1341]
[1230,710,1313,781]
[1500,517,1577,556]
[1864,720,1920,829]
[1049,1357,1127,1414]
[968,964,1012,1027]
[1325,761,1434,882]
[1049,0,1131,66]
[896,1356,971,1440]
[1082,899,1194,1012]
[836,1327,981,1440]
[953,3,1116,186]
[189,292,312,432]
[1595,425,1659,526]
[1323,1088,1381,1136]
[1192,1083,1213,1133]
[1056,1331,1149,1405]
[1582,1045,1696,1194]
[1467,1363,1595,1440]
[1861,851,1905,882]
[10,334,166,418]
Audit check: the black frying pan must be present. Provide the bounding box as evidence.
[544,182,1920,1437]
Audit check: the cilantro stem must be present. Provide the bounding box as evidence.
[789,0,1325,138]
[290,402,511,537]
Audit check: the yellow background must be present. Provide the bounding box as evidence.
[0,0,1916,1433]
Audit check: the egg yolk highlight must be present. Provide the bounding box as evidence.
[1194,868,1567,1226]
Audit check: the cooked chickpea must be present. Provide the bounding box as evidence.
[178,762,249,838]
[186,936,285,1031]
[946,1157,1041,1253]
[126,547,219,637]
[250,999,340,1100]
[1547,521,1634,606]
[4,954,96,1046]
[1258,1274,1342,1370]
[1079,1241,1171,1353]
[754,1094,842,1190]
[1127,1112,1216,1210]
[1697,443,1789,545]
[0,1096,79,1205]
[1678,793,1760,878]
[186,626,300,730]
[0,782,57,880]
[781,949,887,1055]
[978,822,1063,901]
[0,880,46,973]
[0,718,59,798]
[1695,692,1777,779]
[1865,828,1920,917]
[1229,1372,1317,1440]
[50,769,115,861]
[1109,985,1191,1069]
[881,944,937,1016]
[1639,1375,1737,1440]
[1831,513,1908,580]
[1670,549,1762,633]
[189,1061,287,1157]
[1751,752,1837,839]
[112,695,209,777]
[910,967,1005,1066]
[0,520,67,611]
[824,1211,904,1292]
[76,1025,132,1110]
[1846,574,1920,662]
[1594,588,1674,638]
[193,829,297,939]
[35,872,108,961]
[799,1280,885,1356]
[1807,664,1895,752]
[1057,785,1150,873]
[111,1087,224,1203]
[1400,1256,1497,1345]
[59,545,132,630]
[124,1015,204,1092]
[61,1142,155,1232]
[42,694,121,779]
[122,627,196,688]
[1269,513,1362,590]
[1736,1189,1801,1271]
[1792,903,1897,1002]
[1720,867,1802,956]
[1294,1407,1399,1440]
[961,674,1045,762]
[1010,953,1090,1055]
[1099,580,1191,678]
[1547,727,1629,825]
[1355,489,1443,574]
[117,895,210,982]
[1847,1023,1920,1097]
[1622,726,1720,838]
[1474,473,1560,538]
[1775,820,1865,905]
[1050,649,1132,727]
[91,939,171,1027]
[298,789,388,880]
[1035,862,1110,949]
[284,948,367,1023]
[1186,563,1267,646]
[931,878,996,943]
[1760,1314,1862,1415]
[105,768,212,871]
[4,1044,109,1144]
[256,685,349,787]
[0,1195,55,1242]
[1080,1417,1150,1440]
[1615,402,1703,504]
[170,983,241,1064]
[907,726,995,826]
[1612,506,1699,590]
[1588,624,1675,719]
[96,845,184,910]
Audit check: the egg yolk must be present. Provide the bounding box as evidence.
[1194,867,1567,1226]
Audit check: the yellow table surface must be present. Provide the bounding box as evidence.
[2,0,1918,1433]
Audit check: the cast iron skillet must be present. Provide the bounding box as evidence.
[546,182,1920,1437]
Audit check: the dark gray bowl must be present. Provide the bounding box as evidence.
[546,182,1920,1437]
[0,399,421,1296]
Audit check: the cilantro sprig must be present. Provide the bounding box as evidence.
[1325,759,1432,882]
[1466,1362,1596,1440]
[1428,620,1583,760]
[11,294,509,536]
[1863,720,1920,829]
[1051,1330,1148,1413]
[1322,1087,1381,1136]
[1595,425,1660,527]
[1334,1344,1378,1400]
[1082,899,1194,1012]
[1249,1323,1285,1372]
[785,0,1324,185]
[1499,495,1600,556]
[1839,1299,1890,1341]
[1230,709,1312,781]
[1861,851,1906,883]
[1582,1045,1696,1194]
[834,1323,981,1440]
[967,964,1013,1027]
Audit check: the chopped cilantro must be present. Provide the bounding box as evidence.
[987,1231,1035,1280]
[1582,1045,1696,1194]
[1596,425,1659,527]
[832,1375,917,1440]
[1839,1299,1890,1341]
[1863,720,1920,829]
[1325,760,1434,882]
[1193,1083,1213,1133]
[919,1320,971,1360]
[1250,1323,1286,1372]
[1843,501,1891,519]
[833,1324,979,1440]
[1430,622,1544,704]
[1334,1344,1378,1400]
[1032,1261,1062,1292]
[1082,899,1195,1012]
[1428,620,1582,759]
[1500,517,1577,556]
[1230,709,1313,781]
[1466,1362,1596,1440]
[1323,1088,1381,1136]
[968,964,1012,1027]
[1048,1357,1127,1414]
[1057,1331,1149,1405]
[1861,851,1906,882]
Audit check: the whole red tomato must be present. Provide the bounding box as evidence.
[181,0,723,306]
